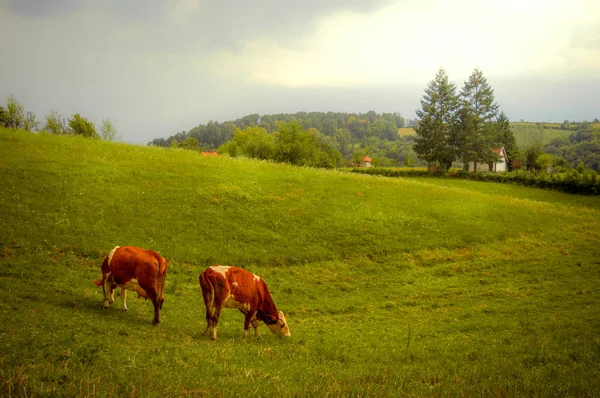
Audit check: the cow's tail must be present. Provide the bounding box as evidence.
[93,256,110,286]
[157,256,168,297]
[199,270,214,336]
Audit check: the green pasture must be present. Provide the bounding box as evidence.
[510,122,572,148]
[1,128,599,396]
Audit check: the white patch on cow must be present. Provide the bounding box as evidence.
[122,278,148,298]
[223,293,251,313]
[121,287,128,311]
[103,272,113,307]
[108,246,120,267]
[211,265,230,278]
[253,274,261,282]
[122,278,139,289]
[268,311,291,337]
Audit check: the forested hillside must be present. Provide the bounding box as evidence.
[149,111,423,167]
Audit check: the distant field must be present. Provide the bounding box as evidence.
[398,127,416,136]
[398,123,573,148]
[1,128,599,396]
[510,122,572,148]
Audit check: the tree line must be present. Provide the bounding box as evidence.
[149,111,423,167]
[413,68,518,172]
[534,122,600,172]
[0,95,117,140]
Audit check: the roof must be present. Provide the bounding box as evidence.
[363,156,372,162]
[201,151,219,157]
[490,147,507,163]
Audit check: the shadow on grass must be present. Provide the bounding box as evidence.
[52,294,157,327]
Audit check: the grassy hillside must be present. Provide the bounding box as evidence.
[1,128,600,396]
[395,123,570,149]
[510,122,572,148]
[397,127,416,136]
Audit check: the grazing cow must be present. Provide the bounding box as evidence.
[93,246,168,325]
[199,265,290,340]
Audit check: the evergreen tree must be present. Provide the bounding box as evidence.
[493,112,519,170]
[459,69,499,171]
[413,68,459,171]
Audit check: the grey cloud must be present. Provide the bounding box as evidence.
[187,0,395,49]
[2,0,598,145]
[8,0,82,17]
[97,0,395,51]
[490,75,600,123]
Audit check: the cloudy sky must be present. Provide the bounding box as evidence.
[1,0,598,143]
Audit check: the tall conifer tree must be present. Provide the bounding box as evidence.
[414,68,459,171]
[459,69,499,171]
[493,111,519,170]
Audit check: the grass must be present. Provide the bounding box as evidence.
[510,122,572,148]
[397,127,416,136]
[1,128,600,396]
[396,123,571,148]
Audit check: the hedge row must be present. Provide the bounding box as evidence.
[349,168,600,195]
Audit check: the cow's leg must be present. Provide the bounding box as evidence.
[151,296,161,325]
[121,287,128,311]
[244,310,259,337]
[210,308,221,340]
[202,305,213,336]
[251,318,261,338]
[102,279,113,308]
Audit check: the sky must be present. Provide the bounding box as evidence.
[1,0,599,143]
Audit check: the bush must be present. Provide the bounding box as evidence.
[349,168,600,195]
[69,113,97,138]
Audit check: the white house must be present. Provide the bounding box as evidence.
[363,156,372,168]
[467,147,508,173]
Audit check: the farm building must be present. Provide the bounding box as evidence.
[363,156,372,168]
[467,147,508,173]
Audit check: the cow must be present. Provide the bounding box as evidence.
[93,246,168,325]
[199,265,291,340]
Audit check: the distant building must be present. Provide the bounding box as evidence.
[363,156,372,168]
[200,151,219,157]
[467,147,508,173]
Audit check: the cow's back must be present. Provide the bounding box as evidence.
[110,246,167,297]
[225,267,262,306]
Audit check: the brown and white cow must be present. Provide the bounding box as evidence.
[93,246,168,325]
[199,265,290,340]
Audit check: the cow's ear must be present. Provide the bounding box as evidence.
[93,279,103,286]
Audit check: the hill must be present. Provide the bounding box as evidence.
[1,128,600,396]
[510,122,572,148]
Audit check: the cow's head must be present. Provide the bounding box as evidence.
[267,310,291,337]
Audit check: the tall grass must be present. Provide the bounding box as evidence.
[1,128,599,396]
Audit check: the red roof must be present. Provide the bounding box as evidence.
[201,151,219,157]
[490,148,503,154]
[363,156,372,162]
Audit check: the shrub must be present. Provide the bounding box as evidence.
[349,168,600,195]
